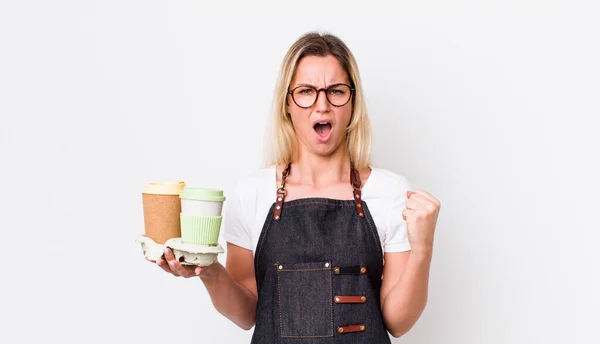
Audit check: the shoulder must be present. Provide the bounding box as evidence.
[362,167,412,253]
[364,166,411,199]
[229,165,276,203]
[235,165,275,187]
[224,165,275,219]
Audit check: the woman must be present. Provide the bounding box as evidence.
[153,32,441,342]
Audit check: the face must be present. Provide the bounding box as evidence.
[287,55,353,158]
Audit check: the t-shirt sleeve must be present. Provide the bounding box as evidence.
[221,182,253,251]
[384,176,413,253]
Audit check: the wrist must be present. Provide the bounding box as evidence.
[199,262,225,284]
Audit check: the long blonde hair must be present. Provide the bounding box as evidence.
[264,32,372,169]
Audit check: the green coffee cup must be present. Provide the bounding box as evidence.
[180,214,222,245]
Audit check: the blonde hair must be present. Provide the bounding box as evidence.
[264,32,372,169]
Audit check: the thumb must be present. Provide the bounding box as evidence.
[407,190,415,199]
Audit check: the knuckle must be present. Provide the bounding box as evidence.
[168,262,179,273]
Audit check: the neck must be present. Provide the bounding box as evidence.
[292,145,351,187]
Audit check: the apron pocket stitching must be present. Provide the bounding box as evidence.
[277,262,334,338]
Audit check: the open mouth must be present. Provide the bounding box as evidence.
[314,121,332,138]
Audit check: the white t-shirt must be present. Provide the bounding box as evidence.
[222,166,412,255]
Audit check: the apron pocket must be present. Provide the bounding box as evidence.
[276,261,333,338]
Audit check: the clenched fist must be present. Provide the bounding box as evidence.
[402,190,441,254]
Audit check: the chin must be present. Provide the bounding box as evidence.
[312,138,345,157]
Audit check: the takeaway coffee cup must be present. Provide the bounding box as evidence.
[179,188,225,245]
[142,181,186,244]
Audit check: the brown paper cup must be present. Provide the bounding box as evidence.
[142,181,185,244]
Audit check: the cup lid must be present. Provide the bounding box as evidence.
[143,181,186,195]
[179,187,226,202]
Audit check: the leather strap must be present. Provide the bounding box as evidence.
[337,324,366,334]
[273,162,365,220]
[350,164,365,218]
[334,295,367,304]
[334,265,367,275]
[273,162,291,221]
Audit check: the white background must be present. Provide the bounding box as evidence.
[1,0,599,343]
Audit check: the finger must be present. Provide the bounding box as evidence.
[145,257,156,263]
[402,208,416,221]
[164,247,174,260]
[408,193,436,208]
[167,261,182,276]
[163,248,182,277]
[407,190,416,199]
[172,261,196,278]
[164,247,181,266]
[406,198,424,210]
[414,190,440,205]
[165,249,197,277]
[156,258,174,274]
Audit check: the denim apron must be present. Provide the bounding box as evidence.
[251,163,392,343]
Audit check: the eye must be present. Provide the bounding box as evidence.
[328,87,346,95]
[296,87,315,96]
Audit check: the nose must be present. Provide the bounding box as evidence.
[314,89,331,113]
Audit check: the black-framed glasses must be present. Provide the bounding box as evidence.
[288,83,355,108]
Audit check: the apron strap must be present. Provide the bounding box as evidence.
[273,162,291,221]
[350,163,365,218]
[273,162,365,220]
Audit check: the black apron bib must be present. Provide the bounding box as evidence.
[251,164,391,343]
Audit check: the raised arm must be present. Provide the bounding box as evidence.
[380,189,440,337]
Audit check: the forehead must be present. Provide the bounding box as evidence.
[292,55,349,85]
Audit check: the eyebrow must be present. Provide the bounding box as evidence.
[292,82,347,88]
